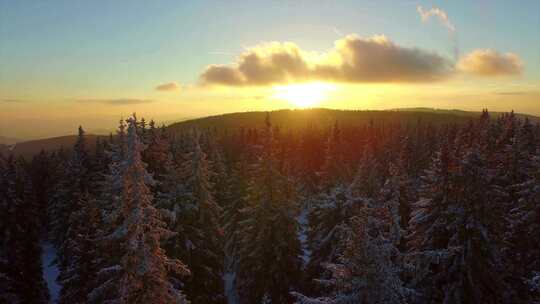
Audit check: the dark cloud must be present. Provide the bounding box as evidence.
[323,35,453,82]
[155,82,181,91]
[77,98,154,105]
[199,35,453,86]
[457,49,523,76]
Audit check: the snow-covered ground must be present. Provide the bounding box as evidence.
[224,271,239,304]
[41,241,61,303]
[297,208,312,266]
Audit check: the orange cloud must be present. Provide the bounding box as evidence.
[199,35,453,86]
[155,82,181,91]
[457,49,523,76]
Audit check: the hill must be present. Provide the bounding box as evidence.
[4,135,100,159]
[0,136,22,145]
[4,108,539,159]
[167,108,518,133]
[391,107,540,122]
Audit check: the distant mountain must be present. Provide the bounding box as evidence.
[4,108,539,158]
[0,136,21,145]
[4,135,100,159]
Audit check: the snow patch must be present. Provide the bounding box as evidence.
[297,208,312,266]
[41,241,61,303]
[224,271,239,304]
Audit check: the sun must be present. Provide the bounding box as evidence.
[272,82,336,108]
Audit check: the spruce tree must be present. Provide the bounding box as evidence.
[237,113,302,303]
[49,126,91,254]
[293,198,409,304]
[306,185,360,283]
[222,158,248,304]
[91,117,190,303]
[1,158,50,303]
[58,192,100,304]
[89,120,128,303]
[175,130,225,303]
[119,116,190,303]
[408,144,508,303]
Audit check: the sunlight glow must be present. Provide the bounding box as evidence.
[272,82,336,108]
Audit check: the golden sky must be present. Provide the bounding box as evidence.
[1,1,539,139]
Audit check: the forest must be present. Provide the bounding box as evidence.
[1,109,539,304]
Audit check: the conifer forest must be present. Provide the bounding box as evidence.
[1,110,539,304]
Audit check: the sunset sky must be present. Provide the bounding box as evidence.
[1,0,539,139]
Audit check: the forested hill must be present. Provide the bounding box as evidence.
[167,108,477,133]
[0,134,101,159]
[3,108,539,158]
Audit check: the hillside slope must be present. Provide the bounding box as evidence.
[6,135,100,159]
[4,108,538,158]
[167,108,477,133]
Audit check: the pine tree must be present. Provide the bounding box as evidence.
[1,158,49,303]
[378,163,409,250]
[174,130,225,303]
[49,126,91,254]
[222,157,249,304]
[89,120,128,303]
[306,185,361,284]
[114,116,190,303]
[143,120,171,180]
[91,117,190,303]
[408,144,508,303]
[293,198,409,304]
[349,146,380,198]
[58,192,100,304]
[504,120,540,302]
[237,113,302,303]
[319,122,347,189]
[0,156,23,303]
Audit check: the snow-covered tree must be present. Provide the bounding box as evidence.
[237,113,302,303]
[306,185,362,282]
[120,116,190,303]
[58,192,100,304]
[49,126,91,254]
[408,144,508,303]
[504,121,540,302]
[0,158,49,303]
[89,120,128,303]
[143,120,171,181]
[319,122,347,189]
[171,130,225,304]
[349,146,381,198]
[91,116,190,304]
[0,156,24,303]
[222,157,249,303]
[294,198,409,304]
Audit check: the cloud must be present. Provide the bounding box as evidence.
[417,6,458,59]
[417,6,455,33]
[155,82,181,91]
[1,99,24,103]
[494,91,528,96]
[457,49,523,76]
[77,98,154,105]
[199,35,453,86]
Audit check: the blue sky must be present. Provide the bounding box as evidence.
[1,0,539,138]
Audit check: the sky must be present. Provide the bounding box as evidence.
[1,0,539,139]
